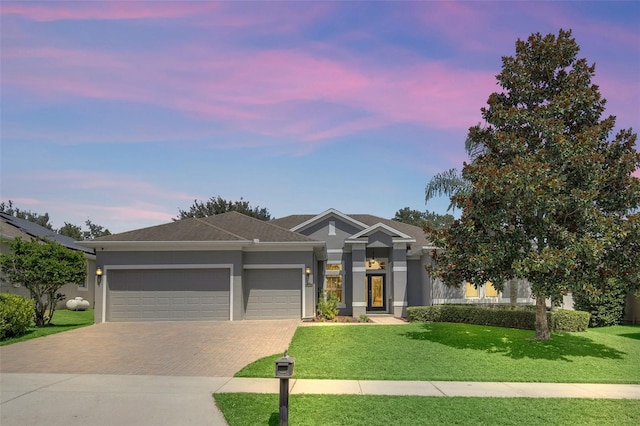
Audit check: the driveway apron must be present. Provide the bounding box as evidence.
[0,320,300,376]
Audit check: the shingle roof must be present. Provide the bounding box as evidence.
[0,213,95,255]
[272,212,433,248]
[270,215,315,230]
[349,214,433,248]
[92,211,319,243]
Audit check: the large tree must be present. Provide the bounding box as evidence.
[0,238,87,326]
[175,196,272,221]
[393,207,454,230]
[428,30,640,340]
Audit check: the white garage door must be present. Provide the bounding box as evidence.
[107,268,230,321]
[244,269,301,320]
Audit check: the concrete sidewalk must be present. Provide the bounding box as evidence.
[2,374,639,426]
[1,373,230,426]
[217,377,640,399]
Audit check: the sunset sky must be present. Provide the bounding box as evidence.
[1,1,638,233]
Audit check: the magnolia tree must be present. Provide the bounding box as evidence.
[0,238,86,326]
[428,30,640,340]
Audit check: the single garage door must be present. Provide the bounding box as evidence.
[244,269,301,319]
[107,268,230,321]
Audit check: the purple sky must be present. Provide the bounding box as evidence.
[1,1,639,233]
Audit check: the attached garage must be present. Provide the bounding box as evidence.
[107,268,231,321]
[82,212,324,323]
[244,268,302,319]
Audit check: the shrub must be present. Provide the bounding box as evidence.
[317,292,339,320]
[407,305,589,332]
[0,293,34,339]
[572,281,627,327]
[548,309,590,332]
[358,314,371,323]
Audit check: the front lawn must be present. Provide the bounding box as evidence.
[214,394,640,426]
[236,323,640,383]
[0,309,94,346]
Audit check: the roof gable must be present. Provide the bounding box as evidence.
[289,208,368,232]
[348,222,415,241]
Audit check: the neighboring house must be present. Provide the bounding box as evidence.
[80,209,535,323]
[0,213,96,308]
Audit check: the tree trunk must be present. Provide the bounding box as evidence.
[34,301,46,327]
[534,293,550,340]
[509,280,518,307]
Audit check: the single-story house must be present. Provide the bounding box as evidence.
[0,212,96,308]
[81,209,535,323]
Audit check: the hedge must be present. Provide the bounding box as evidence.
[406,305,590,332]
[0,293,34,339]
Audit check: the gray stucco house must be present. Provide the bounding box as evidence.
[81,208,534,323]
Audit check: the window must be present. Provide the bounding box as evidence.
[485,281,498,297]
[77,274,88,289]
[465,281,498,298]
[465,282,478,298]
[329,221,336,235]
[325,263,342,302]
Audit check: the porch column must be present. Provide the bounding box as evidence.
[351,243,366,317]
[392,242,408,317]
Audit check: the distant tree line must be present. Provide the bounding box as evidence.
[0,200,111,240]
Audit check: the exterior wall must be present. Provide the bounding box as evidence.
[96,250,243,320]
[299,216,363,317]
[302,217,361,250]
[351,244,366,317]
[95,249,316,321]
[431,276,534,305]
[368,231,393,248]
[391,243,407,317]
[341,251,353,316]
[420,255,434,306]
[406,259,423,306]
[294,216,419,318]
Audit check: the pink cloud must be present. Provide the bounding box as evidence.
[2,1,636,154]
[1,2,220,22]
[3,43,495,146]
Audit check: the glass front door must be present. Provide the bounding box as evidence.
[366,274,386,312]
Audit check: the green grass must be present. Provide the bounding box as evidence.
[214,393,640,426]
[236,323,640,383]
[0,309,94,346]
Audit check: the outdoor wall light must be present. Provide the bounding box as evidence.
[96,267,103,285]
[305,267,313,287]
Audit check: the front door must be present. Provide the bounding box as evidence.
[366,274,386,312]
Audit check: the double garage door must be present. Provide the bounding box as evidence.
[107,269,230,321]
[107,267,301,321]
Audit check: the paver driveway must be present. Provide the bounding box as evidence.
[0,320,299,377]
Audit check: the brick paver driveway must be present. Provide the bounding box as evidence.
[0,320,299,376]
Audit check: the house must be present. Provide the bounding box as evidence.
[81,209,534,323]
[0,213,96,308]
